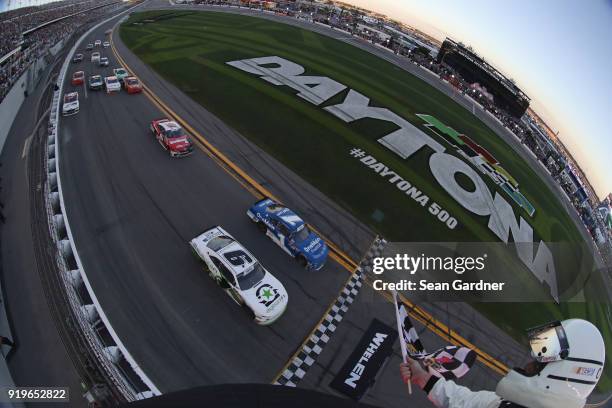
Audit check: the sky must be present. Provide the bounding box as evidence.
[344,0,612,200]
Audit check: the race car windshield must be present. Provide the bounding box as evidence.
[127,79,138,86]
[267,204,284,213]
[293,226,311,242]
[237,262,265,290]
[65,94,77,103]
[207,235,233,251]
[164,128,185,138]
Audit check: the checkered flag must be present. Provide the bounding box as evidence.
[397,302,426,358]
[422,345,477,380]
[394,295,476,380]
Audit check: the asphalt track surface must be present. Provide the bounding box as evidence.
[58,6,376,395]
[54,2,607,407]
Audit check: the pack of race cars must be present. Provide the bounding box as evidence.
[63,38,142,116]
[63,35,330,326]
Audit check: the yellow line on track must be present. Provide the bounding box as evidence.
[110,28,509,378]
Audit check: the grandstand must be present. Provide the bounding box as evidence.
[0,0,122,103]
[436,38,530,118]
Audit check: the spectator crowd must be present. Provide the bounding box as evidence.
[193,1,531,139]
[0,0,126,103]
[1,0,533,151]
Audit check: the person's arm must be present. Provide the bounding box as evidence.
[427,376,500,408]
[400,360,500,408]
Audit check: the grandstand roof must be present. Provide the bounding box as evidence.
[440,38,530,102]
[383,25,438,56]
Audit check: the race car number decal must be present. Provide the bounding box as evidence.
[224,250,252,266]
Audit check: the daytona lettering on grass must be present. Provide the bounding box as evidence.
[225,55,560,302]
[349,148,458,230]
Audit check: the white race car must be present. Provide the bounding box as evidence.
[62,92,79,116]
[190,226,288,325]
[104,75,121,93]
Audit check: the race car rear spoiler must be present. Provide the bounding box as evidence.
[199,225,223,236]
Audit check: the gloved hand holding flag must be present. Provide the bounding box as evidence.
[393,291,477,385]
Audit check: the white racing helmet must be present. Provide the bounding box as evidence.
[497,319,605,408]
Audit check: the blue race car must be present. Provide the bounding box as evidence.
[247,198,329,270]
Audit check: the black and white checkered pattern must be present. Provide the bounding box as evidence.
[275,237,387,387]
[358,237,387,275]
[398,304,477,380]
[425,346,477,380]
[398,303,426,357]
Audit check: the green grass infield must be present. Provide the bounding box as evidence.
[120,10,611,390]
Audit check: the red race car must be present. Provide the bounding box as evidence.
[149,118,194,158]
[71,71,85,86]
[123,76,142,94]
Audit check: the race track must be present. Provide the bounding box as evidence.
[54,4,535,407]
[59,13,366,391]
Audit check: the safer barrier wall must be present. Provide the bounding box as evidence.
[43,3,160,402]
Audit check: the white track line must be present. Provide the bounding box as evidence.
[53,1,161,398]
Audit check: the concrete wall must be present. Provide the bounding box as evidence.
[49,39,65,56]
[26,55,49,94]
[0,70,28,154]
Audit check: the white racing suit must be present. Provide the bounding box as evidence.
[425,376,501,408]
[424,370,582,408]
